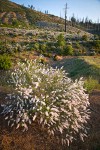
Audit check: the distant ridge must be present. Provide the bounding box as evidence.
[0,0,65,29]
[0,0,96,36]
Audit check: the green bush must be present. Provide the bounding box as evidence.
[33,43,40,51]
[56,34,65,47]
[12,20,19,27]
[39,43,47,52]
[0,55,12,70]
[93,40,100,52]
[42,52,52,58]
[89,40,100,54]
[75,42,80,49]
[64,45,73,55]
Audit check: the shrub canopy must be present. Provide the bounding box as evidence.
[2,59,90,145]
[0,55,12,70]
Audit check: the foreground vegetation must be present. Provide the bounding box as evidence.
[0,50,100,93]
[1,59,90,146]
[0,55,100,150]
[0,0,100,149]
[0,37,100,150]
[0,18,100,150]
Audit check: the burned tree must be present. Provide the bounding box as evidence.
[64,3,68,32]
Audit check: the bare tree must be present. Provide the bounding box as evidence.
[64,3,68,32]
[97,18,100,31]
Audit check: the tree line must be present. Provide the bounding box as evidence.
[69,14,100,31]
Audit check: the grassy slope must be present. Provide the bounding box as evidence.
[82,56,100,69]
[53,56,100,79]
[0,0,64,27]
[52,56,100,92]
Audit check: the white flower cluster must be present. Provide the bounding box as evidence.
[2,59,90,145]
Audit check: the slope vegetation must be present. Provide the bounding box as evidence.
[0,0,64,29]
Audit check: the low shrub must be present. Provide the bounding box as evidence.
[0,55,12,70]
[56,34,65,47]
[33,43,40,51]
[64,45,73,55]
[2,60,90,145]
[75,42,80,49]
[82,34,88,41]
[39,43,47,52]
[92,40,100,54]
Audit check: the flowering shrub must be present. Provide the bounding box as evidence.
[2,59,90,145]
[0,55,12,70]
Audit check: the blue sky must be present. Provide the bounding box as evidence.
[10,0,100,22]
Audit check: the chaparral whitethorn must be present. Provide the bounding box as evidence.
[1,59,90,146]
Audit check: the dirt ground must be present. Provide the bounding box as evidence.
[0,86,100,150]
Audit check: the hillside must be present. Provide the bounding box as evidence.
[0,0,65,30]
[0,0,93,34]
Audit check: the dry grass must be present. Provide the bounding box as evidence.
[81,56,100,69]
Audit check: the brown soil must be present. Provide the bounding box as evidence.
[0,87,100,150]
